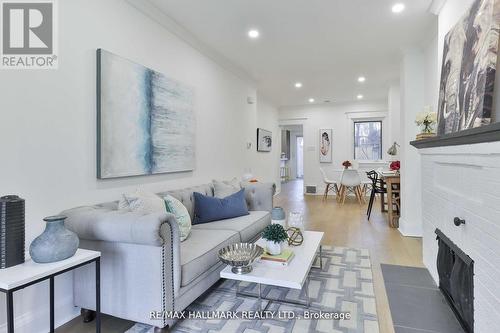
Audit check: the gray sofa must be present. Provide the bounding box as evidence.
[62,182,274,329]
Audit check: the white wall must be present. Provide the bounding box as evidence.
[396,16,438,238]
[424,34,439,111]
[399,50,425,237]
[388,84,401,149]
[0,0,279,331]
[252,94,282,193]
[278,101,388,194]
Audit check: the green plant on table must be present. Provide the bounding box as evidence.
[262,224,288,244]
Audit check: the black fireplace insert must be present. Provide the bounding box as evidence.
[435,229,474,333]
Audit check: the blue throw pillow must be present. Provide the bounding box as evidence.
[193,189,249,224]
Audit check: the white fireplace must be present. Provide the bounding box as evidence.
[419,141,500,333]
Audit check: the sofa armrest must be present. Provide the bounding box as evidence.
[63,206,180,247]
[64,206,182,307]
[242,182,275,212]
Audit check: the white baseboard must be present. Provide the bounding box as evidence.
[398,217,423,237]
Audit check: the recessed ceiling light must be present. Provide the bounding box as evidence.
[392,3,405,13]
[358,76,366,83]
[308,98,315,103]
[357,94,364,100]
[295,82,303,88]
[248,29,260,39]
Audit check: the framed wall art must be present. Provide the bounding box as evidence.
[319,129,332,163]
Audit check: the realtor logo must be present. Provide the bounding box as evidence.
[1,0,58,69]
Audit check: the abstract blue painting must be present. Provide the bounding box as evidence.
[97,49,195,179]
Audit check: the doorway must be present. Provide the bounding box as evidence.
[296,136,304,178]
[279,125,303,183]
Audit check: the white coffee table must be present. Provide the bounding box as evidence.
[220,230,324,309]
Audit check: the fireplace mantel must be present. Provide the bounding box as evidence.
[410,122,500,149]
[419,138,500,332]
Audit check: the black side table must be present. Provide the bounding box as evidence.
[0,249,101,333]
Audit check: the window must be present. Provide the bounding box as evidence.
[354,121,382,160]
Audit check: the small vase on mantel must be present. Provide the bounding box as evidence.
[29,215,79,263]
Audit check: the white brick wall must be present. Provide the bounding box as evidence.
[420,141,500,333]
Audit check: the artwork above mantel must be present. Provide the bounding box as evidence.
[437,0,500,135]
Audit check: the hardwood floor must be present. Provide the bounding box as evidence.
[275,179,423,333]
[59,179,422,333]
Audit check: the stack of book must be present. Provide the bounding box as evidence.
[416,133,436,140]
[260,249,294,267]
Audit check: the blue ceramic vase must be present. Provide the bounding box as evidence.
[29,215,79,263]
[271,207,287,228]
[271,207,286,220]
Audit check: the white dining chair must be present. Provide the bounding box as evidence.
[339,169,365,205]
[320,168,339,201]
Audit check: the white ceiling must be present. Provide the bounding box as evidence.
[146,0,436,107]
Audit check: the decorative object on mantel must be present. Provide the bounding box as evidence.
[437,0,500,135]
[29,215,79,263]
[387,142,400,156]
[410,122,500,149]
[286,227,304,246]
[319,129,333,163]
[218,243,263,275]
[97,49,195,179]
[415,107,437,140]
[271,207,286,227]
[342,160,352,169]
[0,195,25,269]
[257,128,272,152]
[261,224,288,255]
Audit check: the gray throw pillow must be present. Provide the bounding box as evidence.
[212,178,241,198]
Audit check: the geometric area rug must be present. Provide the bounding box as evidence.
[126,246,379,333]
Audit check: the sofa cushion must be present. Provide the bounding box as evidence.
[163,194,191,242]
[192,211,270,242]
[159,184,214,221]
[118,189,165,213]
[193,189,249,224]
[180,229,239,287]
[212,178,241,198]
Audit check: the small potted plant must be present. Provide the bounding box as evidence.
[262,224,288,255]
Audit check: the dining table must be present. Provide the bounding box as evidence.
[377,170,400,228]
